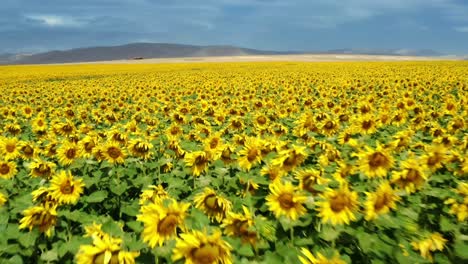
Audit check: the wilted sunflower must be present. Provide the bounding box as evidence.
[299,248,346,264]
[238,137,263,171]
[28,159,56,179]
[128,138,153,160]
[316,185,359,225]
[185,150,211,176]
[49,171,85,205]
[172,229,232,264]
[411,232,447,261]
[356,143,394,178]
[0,160,17,179]
[194,188,232,222]
[266,180,307,220]
[391,155,428,194]
[0,137,21,160]
[221,206,257,245]
[102,142,127,164]
[364,182,401,220]
[139,184,170,205]
[76,233,139,264]
[137,198,190,247]
[19,203,58,237]
[57,141,80,166]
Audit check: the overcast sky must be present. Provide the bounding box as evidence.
[1,0,468,54]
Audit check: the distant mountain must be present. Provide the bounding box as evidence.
[0,43,452,65]
[323,48,444,57]
[3,43,291,65]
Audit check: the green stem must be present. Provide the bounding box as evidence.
[290,226,295,245]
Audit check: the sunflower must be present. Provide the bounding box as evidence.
[272,145,308,173]
[78,135,99,159]
[0,137,21,160]
[444,182,468,222]
[219,144,235,165]
[411,233,447,261]
[106,128,128,145]
[0,192,7,206]
[57,141,80,166]
[221,206,257,245]
[266,180,307,220]
[102,142,127,164]
[355,143,394,178]
[260,163,285,181]
[391,156,428,194]
[172,229,232,264]
[299,248,346,264]
[19,203,58,237]
[31,116,48,134]
[319,117,340,136]
[49,171,85,205]
[422,144,448,172]
[238,137,263,171]
[316,185,359,225]
[139,184,170,205]
[295,168,329,194]
[203,133,224,159]
[352,114,378,135]
[19,141,37,160]
[185,150,211,176]
[0,160,17,179]
[364,182,401,220]
[194,188,232,222]
[332,161,357,184]
[28,159,56,179]
[76,233,139,264]
[138,198,190,247]
[128,138,153,160]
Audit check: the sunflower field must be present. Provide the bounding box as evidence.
[0,61,467,264]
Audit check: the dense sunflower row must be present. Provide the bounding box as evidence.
[0,61,467,263]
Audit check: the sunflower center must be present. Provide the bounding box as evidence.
[221,149,231,159]
[23,146,34,155]
[0,164,10,174]
[330,195,349,212]
[324,121,334,130]
[362,120,373,130]
[62,125,73,133]
[427,155,440,166]
[194,155,208,166]
[192,244,220,264]
[406,169,420,181]
[84,142,95,152]
[36,164,51,176]
[60,182,74,194]
[278,193,294,209]
[374,193,391,211]
[37,120,44,126]
[209,139,219,149]
[257,116,267,125]
[157,214,178,236]
[6,143,15,153]
[107,147,122,159]
[204,195,219,211]
[135,143,149,153]
[66,148,76,159]
[369,152,388,168]
[232,120,242,128]
[247,148,259,162]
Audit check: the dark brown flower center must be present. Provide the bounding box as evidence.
[204,195,219,211]
[157,214,178,236]
[107,147,122,159]
[374,193,391,211]
[247,149,259,162]
[0,164,10,174]
[6,143,16,153]
[60,181,74,194]
[278,193,294,209]
[330,195,349,212]
[66,148,76,159]
[368,152,388,168]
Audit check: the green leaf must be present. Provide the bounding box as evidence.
[126,221,143,233]
[101,220,124,237]
[440,216,457,232]
[6,255,23,264]
[18,229,39,247]
[454,239,468,259]
[40,250,58,262]
[237,244,255,257]
[319,225,342,241]
[110,181,128,196]
[85,190,108,203]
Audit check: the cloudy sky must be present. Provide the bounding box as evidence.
[2,0,468,54]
